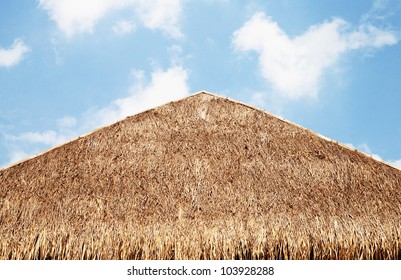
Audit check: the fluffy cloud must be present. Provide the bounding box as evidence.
[38,0,183,38]
[38,0,132,37]
[86,65,189,128]
[133,0,183,38]
[232,12,398,99]
[0,39,30,68]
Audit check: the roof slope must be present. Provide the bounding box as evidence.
[1,92,401,259]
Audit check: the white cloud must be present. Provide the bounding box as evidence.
[344,143,356,150]
[7,131,67,147]
[3,127,75,166]
[4,65,189,166]
[390,159,401,169]
[232,12,398,99]
[361,0,392,24]
[249,91,269,108]
[3,117,78,167]
[0,39,30,68]
[358,143,383,161]
[347,24,398,49]
[38,0,183,38]
[344,143,401,170]
[86,65,189,128]
[113,19,135,35]
[57,116,77,129]
[7,150,30,165]
[38,0,130,37]
[133,0,183,38]
[345,142,383,161]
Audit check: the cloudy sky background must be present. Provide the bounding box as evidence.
[1,0,401,169]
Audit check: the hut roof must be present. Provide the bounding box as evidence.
[1,91,401,260]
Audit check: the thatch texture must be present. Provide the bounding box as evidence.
[1,92,401,259]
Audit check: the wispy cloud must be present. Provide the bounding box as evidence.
[3,65,190,166]
[232,12,398,100]
[57,116,77,129]
[361,0,394,24]
[38,0,184,38]
[344,142,383,161]
[113,19,135,35]
[0,39,30,68]
[390,159,401,169]
[357,143,383,161]
[6,131,68,147]
[344,142,401,169]
[6,150,30,166]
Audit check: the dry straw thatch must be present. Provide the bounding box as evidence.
[1,92,401,260]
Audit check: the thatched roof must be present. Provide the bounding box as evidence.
[1,91,401,260]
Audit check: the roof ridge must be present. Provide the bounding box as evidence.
[191,91,401,172]
[1,92,211,170]
[1,91,400,172]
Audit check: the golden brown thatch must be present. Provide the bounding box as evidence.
[1,91,401,260]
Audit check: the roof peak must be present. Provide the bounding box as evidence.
[1,90,400,172]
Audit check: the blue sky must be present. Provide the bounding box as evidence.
[0,0,401,169]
